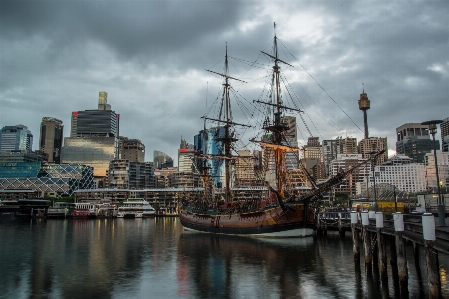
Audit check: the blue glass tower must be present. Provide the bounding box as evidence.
[0,124,33,151]
[194,126,226,187]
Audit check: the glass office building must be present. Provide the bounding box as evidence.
[0,124,33,151]
[64,92,120,178]
[194,126,226,187]
[62,137,116,177]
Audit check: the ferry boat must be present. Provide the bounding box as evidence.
[72,203,98,218]
[117,199,156,218]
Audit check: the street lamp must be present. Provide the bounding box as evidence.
[369,151,378,212]
[421,120,445,227]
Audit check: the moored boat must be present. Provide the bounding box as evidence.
[117,198,155,218]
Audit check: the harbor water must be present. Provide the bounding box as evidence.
[0,218,448,299]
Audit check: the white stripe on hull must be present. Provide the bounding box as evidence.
[183,227,313,238]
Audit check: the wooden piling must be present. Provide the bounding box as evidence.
[361,212,372,270]
[393,212,408,298]
[422,213,441,299]
[351,211,360,263]
[413,241,420,269]
[389,235,401,298]
[376,212,387,281]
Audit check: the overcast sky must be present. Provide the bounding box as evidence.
[1,0,448,164]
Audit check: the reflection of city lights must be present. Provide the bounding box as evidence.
[440,267,447,283]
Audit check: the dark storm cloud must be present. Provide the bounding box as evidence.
[1,0,448,162]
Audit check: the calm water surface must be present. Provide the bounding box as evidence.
[0,218,448,299]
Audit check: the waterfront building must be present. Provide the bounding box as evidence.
[0,124,33,152]
[63,92,120,179]
[168,172,202,188]
[107,159,156,189]
[395,123,439,163]
[322,137,358,176]
[358,137,388,165]
[329,154,370,196]
[362,155,426,193]
[0,162,94,196]
[118,137,145,162]
[39,117,64,164]
[424,150,449,189]
[155,167,178,188]
[441,117,449,152]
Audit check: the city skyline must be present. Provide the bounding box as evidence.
[1,1,448,163]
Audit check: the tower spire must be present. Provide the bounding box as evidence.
[358,85,370,139]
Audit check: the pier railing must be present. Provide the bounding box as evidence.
[316,211,448,298]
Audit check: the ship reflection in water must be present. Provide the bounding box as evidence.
[0,218,448,299]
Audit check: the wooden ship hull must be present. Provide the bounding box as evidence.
[178,202,314,237]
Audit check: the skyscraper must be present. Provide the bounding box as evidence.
[178,137,195,173]
[0,124,33,152]
[395,123,439,163]
[62,92,120,178]
[39,117,63,164]
[357,137,388,165]
[194,126,226,187]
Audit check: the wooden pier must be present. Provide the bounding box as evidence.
[316,211,449,298]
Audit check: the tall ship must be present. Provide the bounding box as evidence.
[178,24,383,237]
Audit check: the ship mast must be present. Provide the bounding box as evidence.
[205,43,247,203]
[255,23,301,198]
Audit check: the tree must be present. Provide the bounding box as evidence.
[334,192,349,206]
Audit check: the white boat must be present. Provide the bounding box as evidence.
[117,199,155,218]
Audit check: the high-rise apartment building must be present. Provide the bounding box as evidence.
[118,137,145,162]
[357,137,388,165]
[329,154,370,196]
[301,137,326,181]
[178,138,195,173]
[62,92,120,178]
[39,117,63,164]
[395,123,439,163]
[322,137,358,175]
[0,124,33,152]
[303,137,323,162]
[441,117,449,152]
[107,159,155,189]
